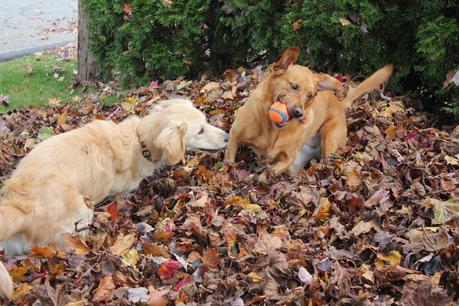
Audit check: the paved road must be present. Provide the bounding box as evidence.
[0,0,77,61]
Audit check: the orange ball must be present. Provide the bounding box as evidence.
[269,102,290,124]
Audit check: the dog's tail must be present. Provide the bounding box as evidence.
[0,204,29,300]
[0,261,13,300]
[342,64,394,108]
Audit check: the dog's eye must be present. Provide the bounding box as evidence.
[198,127,205,135]
[291,83,299,90]
[307,93,314,100]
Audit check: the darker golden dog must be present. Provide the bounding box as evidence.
[225,48,393,175]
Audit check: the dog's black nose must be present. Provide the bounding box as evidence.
[291,107,304,118]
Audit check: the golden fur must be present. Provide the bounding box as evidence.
[225,48,393,175]
[0,99,227,299]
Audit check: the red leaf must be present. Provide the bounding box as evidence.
[107,201,121,222]
[123,3,132,14]
[158,260,182,280]
[174,276,193,291]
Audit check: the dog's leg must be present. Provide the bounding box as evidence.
[54,186,94,250]
[270,153,295,175]
[225,132,240,162]
[320,118,347,159]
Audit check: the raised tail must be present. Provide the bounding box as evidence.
[0,261,13,300]
[342,64,394,108]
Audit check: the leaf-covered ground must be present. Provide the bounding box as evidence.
[0,64,458,306]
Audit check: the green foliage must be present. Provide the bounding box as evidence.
[83,0,459,118]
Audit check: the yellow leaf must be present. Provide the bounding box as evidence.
[12,283,33,300]
[121,96,137,112]
[247,272,263,283]
[66,301,87,306]
[63,234,90,255]
[9,267,28,282]
[57,112,68,126]
[110,233,136,255]
[225,196,251,207]
[384,125,399,140]
[425,198,459,225]
[444,155,459,166]
[237,67,246,74]
[121,249,139,267]
[380,101,405,117]
[375,251,401,268]
[313,197,331,221]
[339,18,351,26]
[245,204,262,215]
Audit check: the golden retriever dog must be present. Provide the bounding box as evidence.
[0,98,228,299]
[225,48,393,175]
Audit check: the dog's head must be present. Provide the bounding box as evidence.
[139,99,228,165]
[268,48,343,124]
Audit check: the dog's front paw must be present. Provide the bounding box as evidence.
[269,163,288,176]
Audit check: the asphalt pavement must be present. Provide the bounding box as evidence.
[0,0,77,61]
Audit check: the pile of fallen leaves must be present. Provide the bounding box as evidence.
[0,65,458,306]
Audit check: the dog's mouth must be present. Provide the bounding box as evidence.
[275,122,286,128]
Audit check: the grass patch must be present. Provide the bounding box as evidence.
[0,54,120,112]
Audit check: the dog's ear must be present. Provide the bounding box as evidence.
[315,74,343,91]
[272,47,300,74]
[154,122,188,165]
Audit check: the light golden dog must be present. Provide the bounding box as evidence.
[225,48,393,175]
[0,99,228,299]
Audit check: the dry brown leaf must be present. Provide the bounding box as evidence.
[200,82,220,93]
[339,18,351,26]
[30,246,53,258]
[110,233,136,255]
[48,98,62,106]
[292,20,302,30]
[202,247,219,269]
[254,234,282,255]
[313,197,331,221]
[63,234,90,255]
[221,90,234,100]
[346,169,362,191]
[93,275,115,302]
[143,242,170,258]
[147,286,168,306]
[352,220,379,236]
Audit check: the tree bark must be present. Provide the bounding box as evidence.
[77,0,98,84]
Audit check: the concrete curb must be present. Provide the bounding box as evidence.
[0,40,75,62]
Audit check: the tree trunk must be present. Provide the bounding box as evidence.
[77,0,98,83]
